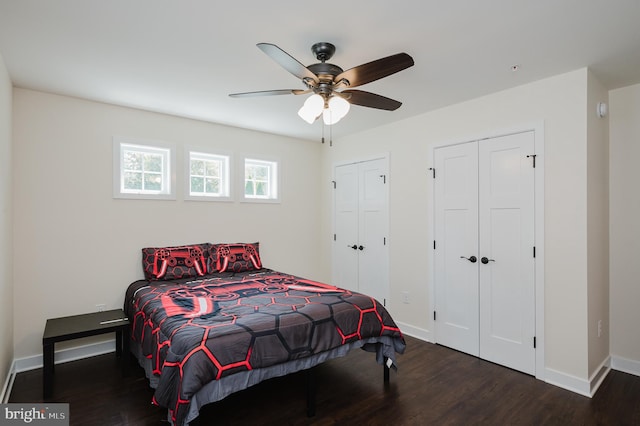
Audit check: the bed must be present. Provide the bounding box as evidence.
[124,242,405,425]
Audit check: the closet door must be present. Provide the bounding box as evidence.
[357,158,388,304]
[333,158,389,304]
[478,132,535,375]
[433,131,536,375]
[433,142,480,355]
[333,163,359,293]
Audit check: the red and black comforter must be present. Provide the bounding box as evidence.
[124,270,405,425]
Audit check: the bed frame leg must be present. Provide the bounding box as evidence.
[306,367,316,417]
[383,356,390,384]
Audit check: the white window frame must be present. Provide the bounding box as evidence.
[241,156,280,203]
[113,137,176,200]
[185,148,232,201]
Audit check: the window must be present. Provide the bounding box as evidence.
[243,158,279,202]
[186,150,231,201]
[113,138,175,199]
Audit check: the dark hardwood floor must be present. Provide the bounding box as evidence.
[9,336,640,425]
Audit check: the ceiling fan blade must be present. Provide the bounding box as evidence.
[229,89,309,98]
[335,53,414,88]
[340,90,403,111]
[257,43,319,83]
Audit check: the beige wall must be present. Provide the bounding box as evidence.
[586,70,610,377]
[609,83,640,364]
[322,69,592,380]
[12,89,325,358]
[0,53,13,396]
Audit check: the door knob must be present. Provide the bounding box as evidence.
[481,257,495,264]
[358,245,365,251]
[460,255,477,263]
[348,245,358,250]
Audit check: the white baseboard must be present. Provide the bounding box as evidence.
[543,367,592,397]
[544,356,611,398]
[396,321,432,343]
[611,355,640,377]
[589,356,611,396]
[14,339,116,373]
[1,359,16,403]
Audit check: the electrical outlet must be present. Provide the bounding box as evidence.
[96,304,106,312]
[401,291,409,304]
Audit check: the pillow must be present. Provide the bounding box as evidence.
[211,242,262,273]
[142,243,211,280]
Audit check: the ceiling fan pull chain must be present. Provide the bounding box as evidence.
[330,121,333,147]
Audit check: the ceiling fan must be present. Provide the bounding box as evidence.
[229,42,415,125]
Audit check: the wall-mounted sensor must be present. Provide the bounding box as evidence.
[597,102,608,118]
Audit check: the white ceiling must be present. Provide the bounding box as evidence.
[1,0,639,142]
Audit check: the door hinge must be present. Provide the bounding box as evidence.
[533,246,536,258]
[526,154,537,168]
[433,240,436,250]
[333,234,336,241]
[380,174,386,184]
[383,298,387,307]
[434,311,437,321]
[533,336,537,349]
[429,167,436,178]
[332,180,336,189]
[383,237,386,246]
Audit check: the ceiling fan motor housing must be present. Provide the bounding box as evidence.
[311,42,336,62]
[308,42,345,91]
[307,47,345,94]
[308,62,344,79]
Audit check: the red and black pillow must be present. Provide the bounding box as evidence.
[211,242,262,273]
[142,243,211,281]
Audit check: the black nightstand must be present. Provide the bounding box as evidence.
[42,309,130,398]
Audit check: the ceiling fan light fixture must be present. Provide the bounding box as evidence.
[322,96,350,125]
[322,108,339,125]
[297,106,318,124]
[328,96,350,118]
[298,94,324,124]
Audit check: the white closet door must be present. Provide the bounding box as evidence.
[434,131,536,375]
[434,142,480,356]
[478,131,535,375]
[333,158,389,304]
[358,158,388,304]
[333,163,359,292]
